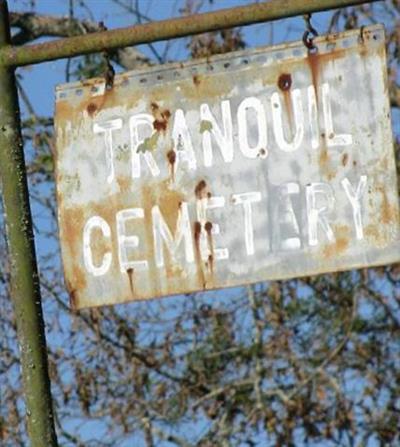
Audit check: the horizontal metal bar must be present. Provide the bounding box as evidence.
[0,0,380,67]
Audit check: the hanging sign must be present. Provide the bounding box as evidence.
[55,24,400,309]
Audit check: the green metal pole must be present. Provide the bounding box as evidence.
[0,0,381,67]
[0,1,58,446]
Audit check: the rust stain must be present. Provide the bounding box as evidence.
[86,103,97,117]
[326,172,336,181]
[157,183,185,233]
[364,224,388,247]
[323,225,350,258]
[193,221,206,289]
[151,102,171,132]
[358,29,368,58]
[81,88,113,116]
[283,94,293,134]
[166,149,176,181]
[278,73,292,91]
[208,254,214,276]
[277,73,293,132]
[319,145,336,180]
[364,224,379,240]
[62,207,88,293]
[60,85,141,126]
[379,155,389,171]
[307,48,347,98]
[167,149,176,165]
[258,148,267,157]
[116,176,132,192]
[319,147,329,165]
[126,268,135,296]
[55,100,76,123]
[69,287,78,311]
[194,221,202,242]
[307,52,320,99]
[342,153,349,166]
[205,221,214,277]
[103,86,141,111]
[179,73,231,101]
[65,278,78,311]
[261,62,295,89]
[379,187,397,224]
[205,221,214,254]
[193,74,201,86]
[195,180,208,199]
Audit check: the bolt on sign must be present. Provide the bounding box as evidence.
[55,24,400,309]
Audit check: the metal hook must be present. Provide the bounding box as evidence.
[359,25,366,44]
[99,21,115,90]
[302,14,319,52]
[102,51,115,90]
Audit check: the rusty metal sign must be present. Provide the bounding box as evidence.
[54,24,400,309]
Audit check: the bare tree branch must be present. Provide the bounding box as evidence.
[9,11,151,70]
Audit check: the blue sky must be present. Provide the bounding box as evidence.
[10,0,330,118]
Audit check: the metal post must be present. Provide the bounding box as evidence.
[0,0,380,67]
[0,1,58,446]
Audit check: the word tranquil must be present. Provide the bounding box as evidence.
[82,176,367,276]
[93,82,351,183]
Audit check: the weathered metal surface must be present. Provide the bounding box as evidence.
[54,25,400,309]
[0,0,380,67]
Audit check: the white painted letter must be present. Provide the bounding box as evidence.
[278,183,301,250]
[341,176,367,240]
[231,192,261,255]
[116,208,148,272]
[322,83,352,147]
[271,89,304,152]
[152,202,194,268]
[129,114,161,178]
[306,183,336,246]
[308,86,319,150]
[93,119,122,184]
[83,216,112,276]
[237,97,268,159]
[201,100,233,166]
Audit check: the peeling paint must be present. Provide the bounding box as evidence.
[137,132,159,153]
[199,119,213,133]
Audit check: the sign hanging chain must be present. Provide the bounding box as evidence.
[98,21,115,90]
[302,13,319,51]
